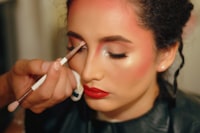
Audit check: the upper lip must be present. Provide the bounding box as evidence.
[83,85,108,93]
[83,84,109,98]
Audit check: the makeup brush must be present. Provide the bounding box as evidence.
[8,41,85,112]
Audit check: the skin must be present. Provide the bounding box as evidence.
[0,0,178,118]
[0,59,76,113]
[67,0,177,121]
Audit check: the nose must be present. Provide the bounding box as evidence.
[81,52,104,83]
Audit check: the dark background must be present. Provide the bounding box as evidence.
[0,0,17,132]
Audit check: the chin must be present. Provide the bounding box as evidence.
[84,96,114,112]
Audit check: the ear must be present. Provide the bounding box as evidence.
[156,42,179,72]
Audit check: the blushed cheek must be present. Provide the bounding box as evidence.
[111,52,155,83]
[135,56,154,78]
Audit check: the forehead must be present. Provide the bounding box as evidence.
[68,0,130,9]
[68,0,136,20]
[68,0,141,31]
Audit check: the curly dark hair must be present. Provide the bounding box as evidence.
[135,0,193,48]
[66,0,193,102]
[133,0,193,100]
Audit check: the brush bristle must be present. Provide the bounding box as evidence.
[8,101,19,112]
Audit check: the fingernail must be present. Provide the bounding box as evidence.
[42,62,51,71]
[54,61,61,71]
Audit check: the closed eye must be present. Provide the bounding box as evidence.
[108,52,127,59]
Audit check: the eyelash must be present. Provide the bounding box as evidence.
[66,46,127,59]
[108,52,127,59]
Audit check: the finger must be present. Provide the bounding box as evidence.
[50,68,76,103]
[28,68,75,113]
[26,68,77,113]
[20,61,62,108]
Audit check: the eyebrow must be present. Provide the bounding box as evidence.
[67,31,132,43]
[100,35,132,43]
[67,31,84,40]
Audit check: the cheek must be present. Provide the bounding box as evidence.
[109,49,156,84]
[133,50,156,78]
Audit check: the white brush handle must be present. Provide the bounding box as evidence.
[31,57,68,91]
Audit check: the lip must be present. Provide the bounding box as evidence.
[83,85,109,99]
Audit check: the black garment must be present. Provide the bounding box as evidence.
[25,83,200,133]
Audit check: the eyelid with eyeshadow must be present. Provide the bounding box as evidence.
[67,40,128,59]
[107,51,127,59]
[102,45,128,59]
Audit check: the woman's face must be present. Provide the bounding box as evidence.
[67,0,161,120]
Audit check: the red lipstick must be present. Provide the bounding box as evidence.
[83,85,109,99]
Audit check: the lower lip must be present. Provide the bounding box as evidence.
[83,85,109,99]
